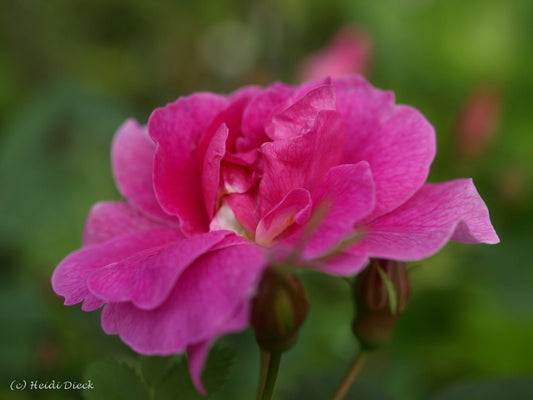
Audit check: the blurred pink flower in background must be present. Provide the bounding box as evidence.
[455,86,501,158]
[52,75,498,393]
[298,26,372,81]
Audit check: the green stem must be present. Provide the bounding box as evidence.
[258,351,282,400]
[330,351,369,400]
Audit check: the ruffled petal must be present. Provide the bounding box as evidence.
[111,243,266,354]
[149,93,229,235]
[266,84,336,140]
[334,75,436,219]
[240,83,294,151]
[260,110,345,214]
[51,228,181,310]
[87,231,230,310]
[199,86,261,156]
[356,179,499,260]
[289,77,332,105]
[112,119,176,223]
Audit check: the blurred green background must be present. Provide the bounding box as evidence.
[1,0,533,399]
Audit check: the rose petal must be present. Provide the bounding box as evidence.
[334,75,436,219]
[256,188,312,247]
[209,199,250,238]
[52,228,181,310]
[226,189,261,235]
[149,93,229,235]
[202,124,229,218]
[112,243,266,354]
[83,201,175,246]
[260,110,345,214]
[312,251,369,277]
[221,162,259,195]
[186,303,249,394]
[266,84,336,140]
[199,86,261,156]
[224,148,260,166]
[101,303,118,334]
[80,296,105,312]
[303,162,375,258]
[356,179,500,260]
[240,83,294,151]
[87,231,230,310]
[289,77,332,105]
[186,342,210,395]
[112,119,175,223]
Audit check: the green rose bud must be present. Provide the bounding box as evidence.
[251,268,309,352]
[352,259,410,349]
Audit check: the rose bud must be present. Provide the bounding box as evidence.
[455,86,501,158]
[298,26,373,82]
[352,259,410,350]
[251,268,309,352]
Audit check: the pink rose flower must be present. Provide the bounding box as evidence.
[52,76,498,393]
[298,26,373,81]
[455,86,501,158]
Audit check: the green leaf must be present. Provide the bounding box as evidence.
[155,346,234,399]
[139,355,181,394]
[376,264,397,315]
[430,376,533,400]
[83,359,149,400]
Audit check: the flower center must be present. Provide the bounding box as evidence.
[209,198,251,239]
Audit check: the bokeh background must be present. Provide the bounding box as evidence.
[1,0,533,399]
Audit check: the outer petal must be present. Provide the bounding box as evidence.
[334,76,436,219]
[260,110,345,214]
[112,119,176,223]
[87,231,230,310]
[101,303,119,334]
[83,201,175,246]
[51,228,181,310]
[256,188,312,247]
[112,243,266,354]
[356,179,500,260]
[186,342,210,395]
[186,303,249,394]
[149,93,229,235]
